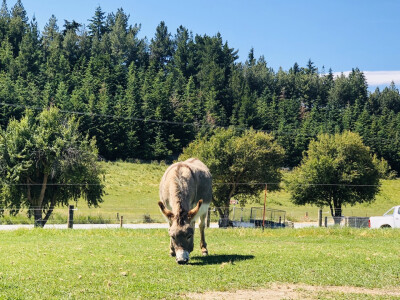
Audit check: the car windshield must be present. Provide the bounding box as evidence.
[383,207,395,216]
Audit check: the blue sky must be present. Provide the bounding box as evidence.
[7,0,400,89]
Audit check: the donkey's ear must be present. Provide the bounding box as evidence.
[158,201,174,219]
[188,199,203,220]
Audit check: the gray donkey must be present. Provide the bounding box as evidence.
[158,158,212,264]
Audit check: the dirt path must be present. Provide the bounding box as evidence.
[186,283,400,299]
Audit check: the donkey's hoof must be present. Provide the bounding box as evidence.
[202,250,208,256]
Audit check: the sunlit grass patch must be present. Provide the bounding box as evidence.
[0,228,399,299]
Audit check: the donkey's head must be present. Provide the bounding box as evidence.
[158,199,203,264]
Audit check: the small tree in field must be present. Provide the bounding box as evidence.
[179,128,285,222]
[0,108,104,227]
[285,131,381,219]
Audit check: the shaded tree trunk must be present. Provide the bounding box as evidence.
[27,179,43,228]
[42,206,54,226]
[32,174,49,228]
[216,178,242,227]
[332,197,342,225]
[33,204,56,227]
[217,206,230,228]
[33,208,44,228]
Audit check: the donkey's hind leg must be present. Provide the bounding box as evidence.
[199,214,208,256]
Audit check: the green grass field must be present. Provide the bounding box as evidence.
[86,161,400,223]
[73,161,400,223]
[73,160,167,223]
[0,228,399,299]
[1,160,400,224]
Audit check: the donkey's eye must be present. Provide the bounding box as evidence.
[187,235,193,240]
[171,236,176,240]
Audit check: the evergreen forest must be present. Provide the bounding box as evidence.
[0,1,399,172]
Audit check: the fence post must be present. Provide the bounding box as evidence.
[120,215,123,228]
[318,209,322,227]
[67,205,74,229]
[206,207,211,228]
[324,216,328,227]
[262,184,267,231]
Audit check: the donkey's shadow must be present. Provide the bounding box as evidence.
[189,254,254,266]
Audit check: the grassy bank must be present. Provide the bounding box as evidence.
[0,228,399,299]
[74,160,167,223]
[1,160,399,224]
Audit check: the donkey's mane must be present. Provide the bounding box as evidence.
[174,163,194,225]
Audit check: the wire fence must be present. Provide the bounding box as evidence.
[0,204,380,229]
[0,174,390,227]
[0,175,386,227]
[0,181,383,187]
[0,207,167,225]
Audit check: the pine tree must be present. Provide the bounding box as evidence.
[123,62,142,158]
[62,23,80,66]
[42,15,60,54]
[305,59,317,75]
[14,16,41,77]
[10,0,27,22]
[150,21,173,70]
[378,82,400,113]
[0,0,10,40]
[109,8,129,64]
[88,6,106,38]
[173,25,194,78]
[8,0,28,57]
[62,19,81,35]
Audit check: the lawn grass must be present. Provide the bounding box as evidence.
[1,160,400,224]
[0,228,399,299]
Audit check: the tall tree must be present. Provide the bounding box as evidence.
[0,0,10,40]
[150,21,173,70]
[378,82,400,113]
[286,131,381,221]
[0,108,104,227]
[109,8,129,64]
[41,14,60,55]
[173,26,195,78]
[88,6,106,38]
[14,16,41,77]
[62,19,81,35]
[8,0,28,57]
[179,128,284,224]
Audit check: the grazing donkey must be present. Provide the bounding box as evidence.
[158,158,212,264]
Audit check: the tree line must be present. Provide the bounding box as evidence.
[0,1,399,172]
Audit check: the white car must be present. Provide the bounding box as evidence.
[369,206,400,228]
